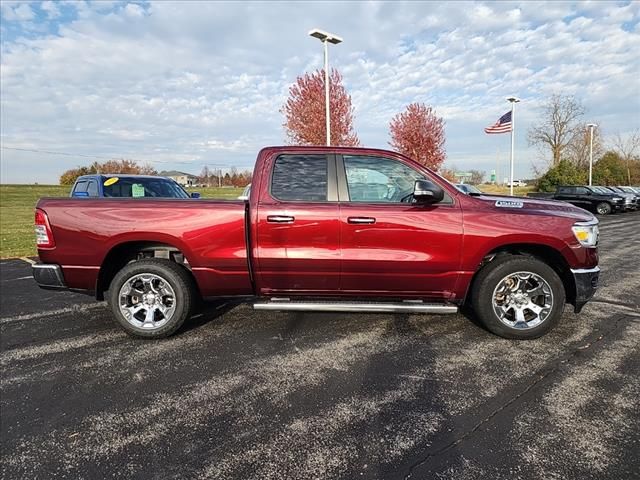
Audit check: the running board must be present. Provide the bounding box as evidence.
[253,298,458,314]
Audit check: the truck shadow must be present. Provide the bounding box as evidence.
[180,299,243,333]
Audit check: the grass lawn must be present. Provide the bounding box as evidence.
[0,185,244,259]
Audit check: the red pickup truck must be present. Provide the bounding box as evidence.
[33,146,600,340]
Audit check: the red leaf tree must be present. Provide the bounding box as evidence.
[282,68,359,146]
[389,103,446,170]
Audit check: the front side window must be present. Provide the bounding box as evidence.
[343,155,453,204]
[575,187,588,195]
[344,156,424,203]
[271,155,327,202]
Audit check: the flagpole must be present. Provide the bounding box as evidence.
[506,96,520,196]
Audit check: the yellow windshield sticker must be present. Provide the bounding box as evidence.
[104,177,119,186]
[132,183,145,197]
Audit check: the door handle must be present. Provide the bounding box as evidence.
[348,217,376,224]
[267,215,295,223]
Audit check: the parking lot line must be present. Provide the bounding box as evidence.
[1,276,33,282]
[0,303,106,325]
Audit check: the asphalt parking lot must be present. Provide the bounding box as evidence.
[1,212,639,480]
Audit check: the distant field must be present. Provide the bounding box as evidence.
[0,185,244,259]
[477,184,536,196]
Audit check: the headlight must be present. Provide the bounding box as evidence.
[612,197,623,202]
[572,221,599,247]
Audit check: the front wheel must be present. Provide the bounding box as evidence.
[471,255,565,339]
[108,258,196,338]
[595,202,612,215]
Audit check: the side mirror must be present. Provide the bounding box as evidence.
[190,192,201,199]
[413,179,444,204]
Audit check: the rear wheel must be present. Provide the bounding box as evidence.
[108,258,195,338]
[471,255,565,339]
[596,202,612,215]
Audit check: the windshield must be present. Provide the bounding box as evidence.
[102,177,189,198]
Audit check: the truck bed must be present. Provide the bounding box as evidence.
[36,198,253,296]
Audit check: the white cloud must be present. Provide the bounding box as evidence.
[1,1,639,183]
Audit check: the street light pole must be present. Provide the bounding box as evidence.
[506,96,520,197]
[587,123,597,186]
[309,29,343,146]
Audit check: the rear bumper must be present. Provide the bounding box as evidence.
[32,263,67,290]
[571,266,600,313]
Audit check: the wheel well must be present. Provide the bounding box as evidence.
[467,243,576,306]
[96,242,197,300]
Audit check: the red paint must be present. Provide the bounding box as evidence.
[36,146,598,303]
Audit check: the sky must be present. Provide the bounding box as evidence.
[1,0,639,184]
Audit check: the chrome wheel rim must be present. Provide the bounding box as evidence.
[492,271,553,330]
[118,273,176,330]
[597,204,608,214]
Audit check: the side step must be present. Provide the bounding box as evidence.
[253,298,458,314]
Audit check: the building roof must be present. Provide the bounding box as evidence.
[159,170,197,178]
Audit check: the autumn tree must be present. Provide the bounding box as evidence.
[389,103,446,170]
[282,68,359,146]
[59,159,157,185]
[611,129,640,184]
[528,94,585,165]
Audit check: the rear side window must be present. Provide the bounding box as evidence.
[74,181,88,193]
[271,155,327,202]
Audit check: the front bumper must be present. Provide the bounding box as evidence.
[571,266,600,313]
[32,263,67,290]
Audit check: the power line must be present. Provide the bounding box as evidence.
[1,146,204,165]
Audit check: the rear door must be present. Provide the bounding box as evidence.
[337,154,463,299]
[254,153,340,294]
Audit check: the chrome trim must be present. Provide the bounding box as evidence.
[267,215,295,223]
[253,301,458,314]
[570,267,601,274]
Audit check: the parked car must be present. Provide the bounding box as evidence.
[605,186,638,210]
[34,146,599,340]
[455,184,482,195]
[553,185,625,215]
[507,180,527,187]
[71,174,200,199]
[592,186,636,211]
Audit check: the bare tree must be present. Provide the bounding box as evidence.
[468,169,486,185]
[611,129,640,184]
[566,123,604,169]
[528,94,585,165]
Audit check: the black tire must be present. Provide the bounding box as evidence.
[595,202,612,215]
[108,258,195,338]
[471,255,565,339]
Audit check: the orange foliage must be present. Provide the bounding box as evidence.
[389,103,446,170]
[282,68,359,146]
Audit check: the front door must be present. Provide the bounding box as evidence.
[338,154,463,300]
[255,153,340,295]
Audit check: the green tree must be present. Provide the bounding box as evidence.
[536,159,587,192]
[593,151,627,186]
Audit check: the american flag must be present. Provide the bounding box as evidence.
[484,111,512,134]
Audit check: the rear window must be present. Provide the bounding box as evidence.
[102,178,189,198]
[271,155,327,202]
